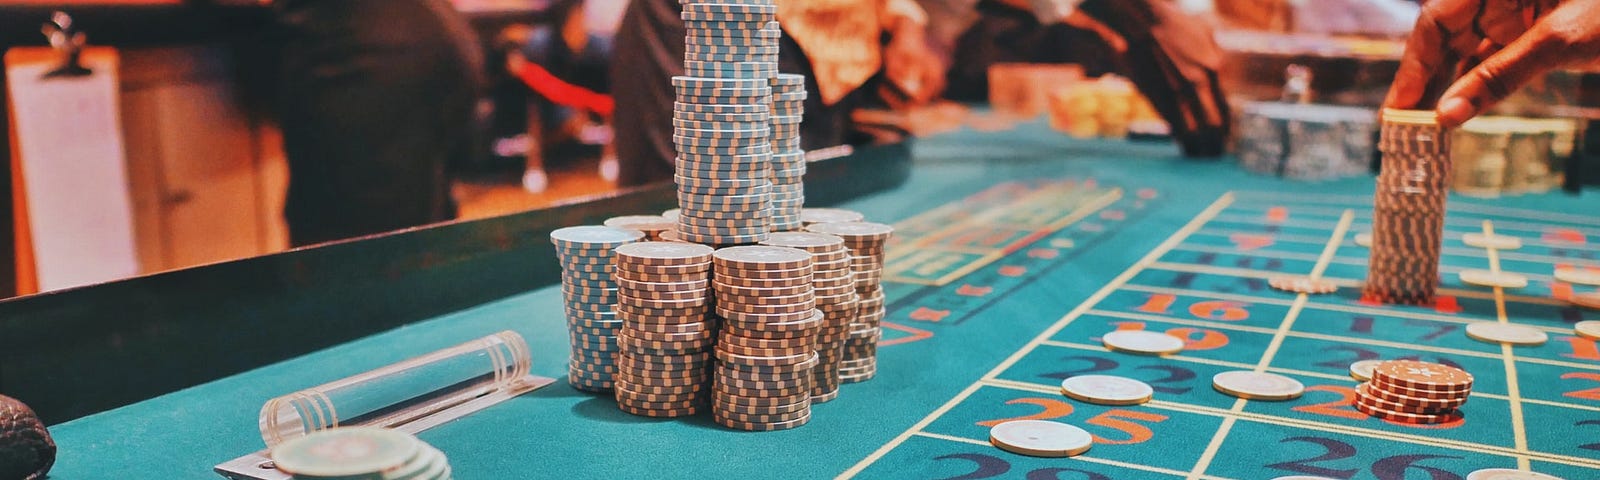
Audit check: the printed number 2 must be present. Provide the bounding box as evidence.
[977,398,1168,445]
[932,453,1112,480]
[1269,436,1462,480]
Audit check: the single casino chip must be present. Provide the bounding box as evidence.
[1569,292,1600,310]
[1371,360,1473,392]
[1553,266,1600,286]
[1459,269,1530,289]
[270,427,420,478]
[1059,375,1153,406]
[1352,399,1463,424]
[1574,321,1600,340]
[604,215,675,235]
[1465,321,1549,346]
[713,245,813,270]
[1465,468,1567,480]
[713,410,811,431]
[1354,385,1457,414]
[1101,330,1185,355]
[1349,359,1384,381]
[988,420,1093,458]
[1353,232,1372,247]
[551,225,646,249]
[1462,232,1523,250]
[614,241,715,266]
[1268,275,1339,294]
[804,221,894,244]
[1211,371,1305,400]
[1358,382,1468,410]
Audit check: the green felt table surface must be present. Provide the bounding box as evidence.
[48,123,1600,479]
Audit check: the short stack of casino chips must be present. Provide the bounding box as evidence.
[711,246,822,430]
[673,1,782,245]
[1353,360,1471,424]
[768,73,807,231]
[760,232,857,403]
[553,226,646,392]
[270,427,453,480]
[612,242,718,417]
[604,215,676,241]
[1364,108,1450,305]
[804,222,894,383]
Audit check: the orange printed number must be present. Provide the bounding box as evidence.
[1189,300,1250,321]
[1136,294,1177,315]
[976,398,1075,427]
[1563,373,1600,402]
[1083,409,1167,445]
[1292,385,1368,421]
[1166,328,1230,350]
[1563,337,1600,362]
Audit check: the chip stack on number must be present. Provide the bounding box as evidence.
[1353,360,1471,424]
[553,226,646,392]
[611,242,718,417]
[760,232,858,403]
[768,73,807,231]
[804,222,894,383]
[270,427,454,480]
[711,246,823,430]
[673,2,781,245]
[1364,108,1450,305]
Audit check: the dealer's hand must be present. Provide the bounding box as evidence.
[1385,0,1600,127]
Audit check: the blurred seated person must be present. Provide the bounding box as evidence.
[945,0,1123,102]
[275,0,483,246]
[610,0,945,187]
[500,0,616,193]
[1031,0,1231,156]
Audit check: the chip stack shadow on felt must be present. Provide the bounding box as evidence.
[673,1,782,245]
[1364,108,1450,305]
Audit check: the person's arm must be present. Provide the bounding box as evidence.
[1386,0,1600,128]
[879,0,946,103]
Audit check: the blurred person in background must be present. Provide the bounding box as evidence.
[275,0,484,246]
[1030,0,1231,156]
[945,0,1122,101]
[499,0,618,193]
[610,0,946,188]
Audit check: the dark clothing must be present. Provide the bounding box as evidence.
[275,0,484,246]
[945,0,1121,102]
[610,0,871,188]
[1079,0,1230,157]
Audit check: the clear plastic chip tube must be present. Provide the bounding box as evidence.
[259,330,531,447]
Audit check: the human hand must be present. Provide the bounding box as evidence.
[1386,0,1600,127]
[884,26,947,105]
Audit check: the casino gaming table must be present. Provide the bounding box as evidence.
[12,122,1600,479]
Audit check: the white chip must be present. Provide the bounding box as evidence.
[1570,292,1600,310]
[1553,266,1600,286]
[1575,321,1600,341]
[1462,232,1523,250]
[1465,321,1549,346]
[1212,371,1305,400]
[1465,468,1566,480]
[1459,269,1529,289]
[1349,359,1383,381]
[1060,375,1154,405]
[1353,232,1372,247]
[988,420,1093,457]
[1101,330,1185,355]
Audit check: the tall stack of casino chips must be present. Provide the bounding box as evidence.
[552,226,646,392]
[673,2,781,245]
[711,246,822,430]
[1353,360,1471,424]
[1364,108,1450,305]
[804,222,894,383]
[759,232,857,403]
[611,242,718,417]
[270,427,454,480]
[768,74,807,231]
